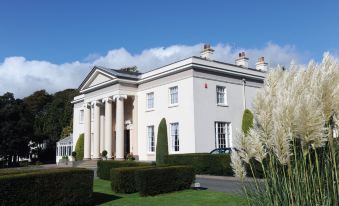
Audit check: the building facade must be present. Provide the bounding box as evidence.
[70,45,266,161]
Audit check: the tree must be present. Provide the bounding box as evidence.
[241,109,253,135]
[0,93,33,166]
[156,118,168,165]
[75,134,84,161]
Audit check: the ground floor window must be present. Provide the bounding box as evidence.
[147,125,155,152]
[215,122,231,148]
[170,122,179,152]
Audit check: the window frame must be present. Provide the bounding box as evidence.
[79,109,84,124]
[147,125,155,153]
[170,122,180,152]
[215,122,232,148]
[146,92,155,111]
[216,86,227,106]
[168,86,179,106]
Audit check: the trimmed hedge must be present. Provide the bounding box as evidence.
[156,118,168,165]
[164,153,233,176]
[242,109,254,135]
[135,166,195,196]
[97,160,151,180]
[110,166,153,193]
[75,133,84,160]
[0,168,93,206]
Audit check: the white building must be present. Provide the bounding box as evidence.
[70,45,266,161]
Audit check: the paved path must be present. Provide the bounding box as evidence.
[195,175,258,194]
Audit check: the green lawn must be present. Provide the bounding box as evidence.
[93,179,246,206]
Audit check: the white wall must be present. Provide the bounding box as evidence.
[72,102,84,151]
[137,70,195,161]
[193,70,262,153]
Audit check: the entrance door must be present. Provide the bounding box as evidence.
[124,130,130,158]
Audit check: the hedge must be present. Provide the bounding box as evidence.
[156,118,168,165]
[110,166,153,193]
[97,160,151,180]
[0,168,93,206]
[75,133,84,161]
[135,166,195,196]
[164,153,233,176]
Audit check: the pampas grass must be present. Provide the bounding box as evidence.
[232,53,339,206]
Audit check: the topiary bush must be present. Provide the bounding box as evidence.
[241,109,254,135]
[0,168,93,206]
[97,160,151,180]
[156,118,168,165]
[165,153,233,176]
[75,133,84,161]
[135,166,195,196]
[110,166,153,193]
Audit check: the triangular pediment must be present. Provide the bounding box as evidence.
[79,67,116,92]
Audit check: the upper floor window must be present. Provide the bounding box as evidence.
[169,86,178,105]
[147,126,155,152]
[146,92,154,110]
[79,110,84,123]
[215,122,231,148]
[170,122,179,152]
[216,86,227,105]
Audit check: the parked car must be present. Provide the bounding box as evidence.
[209,147,233,154]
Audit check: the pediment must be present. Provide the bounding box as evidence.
[79,67,116,92]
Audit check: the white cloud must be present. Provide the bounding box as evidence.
[0,42,310,98]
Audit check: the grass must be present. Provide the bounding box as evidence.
[93,179,246,206]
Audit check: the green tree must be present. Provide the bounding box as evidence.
[241,109,253,135]
[75,134,84,160]
[0,93,33,166]
[156,118,168,165]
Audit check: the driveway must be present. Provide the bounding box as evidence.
[195,175,258,194]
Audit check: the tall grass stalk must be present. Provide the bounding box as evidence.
[232,53,339,206]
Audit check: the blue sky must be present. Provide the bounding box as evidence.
[0,0,338,97]
[1,0,338,63]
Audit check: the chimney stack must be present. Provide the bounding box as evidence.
[235,52,249,68]
[200,44,214,60]
[256,57,268,71]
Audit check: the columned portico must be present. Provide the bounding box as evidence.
[83,103,91,160]
[103,97,113,159]
[81,94,132,160]
[92,101,101,159]
[114,94,127,159]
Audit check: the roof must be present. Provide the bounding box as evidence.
[57,134,73,145]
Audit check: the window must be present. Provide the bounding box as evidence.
[147,126,155,152]
[170,123,179,151]
[169,86,178,105]
[146,92,154,110]
[215,122,231,148]
[216,86,227,105]
[79,110,84,123]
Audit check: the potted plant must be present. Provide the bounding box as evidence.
[71,151,77,161]
[101,150,108,160]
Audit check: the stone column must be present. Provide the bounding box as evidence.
[100,109,105,153]
[104,97,113,159]
[84,103,91,160]
[92,100,101,159]
[114,95,127,159]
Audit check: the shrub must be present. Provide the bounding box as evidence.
[135,166,195,196]
[241,109,253,135]
[72,151,77,158]
[110,166,152,193]
[165,153,233,176]
[97,160,151,180]
[75,133,84,160]
[102,150,107,159]
[156,118,168,165]
[0,168,93,206]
